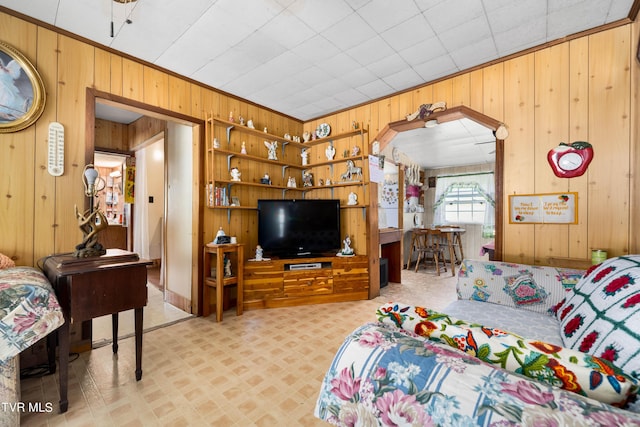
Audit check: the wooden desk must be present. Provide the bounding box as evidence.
[42,249,150,413]
[379,228,403,283]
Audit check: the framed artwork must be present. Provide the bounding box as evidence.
[0,41,46,133]
[509,192,578,224]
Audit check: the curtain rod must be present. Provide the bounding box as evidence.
[436,171,494,178]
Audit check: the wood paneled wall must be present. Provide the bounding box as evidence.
[305,22,639,265]
[0,9,638,275]
[0,11,302,271]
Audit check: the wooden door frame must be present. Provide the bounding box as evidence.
[367,105,505,296]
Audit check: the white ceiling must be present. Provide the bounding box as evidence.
[1,0,635,169]
[1,0,635,122]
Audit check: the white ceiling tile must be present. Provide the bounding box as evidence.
[356,0,421,32]
[607,0,635,20]
[345,0,373,10]
[494,19,546,57]
[356,78,395,99]
[413,55,458,82]
[215,0,282,30]
[398,36,447,67]
[291,35,341,63]
[333,88,369,105]
[339,66,379,87]
[366,53,412,79]
[287,0,353,32]
[438,15,492,53]
[321,12,377,51]
[423,0,485,34]
[259,9,315,50]
[316,53,362,78]
[547,2,611,40]
[1,0,57,24]
[380,14,435,52]
[449,37,498,70]
[233,31,287,65]
[192,49,261,87]
[382,67,423,91]
[294,65,334,87]
[486,1,546,34]
[346,35,394,66]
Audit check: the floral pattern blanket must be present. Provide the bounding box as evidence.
[315,322,640,426]
[0,267,64,363]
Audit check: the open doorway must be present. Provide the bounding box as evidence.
[87,90,202,347]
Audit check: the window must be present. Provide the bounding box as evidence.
[442,183,487,224]
[433,172,495,237]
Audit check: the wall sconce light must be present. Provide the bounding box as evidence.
[74,164,108,258]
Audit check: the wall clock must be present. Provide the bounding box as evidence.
[547,141,593,178]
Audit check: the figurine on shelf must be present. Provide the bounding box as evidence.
[263,126,268,133]
[351,146,360,156]
[264,140,278,160]
[318,178,324,186]
[301,148,309,166]
[287,176,297,188]
[347,192,358,205]
[255,245,263,261]
[325,178,331,186]
[325,142,336,160]
[239,116,245,126]
[284,133,292,140]
[230,167,241,182]
[213,227,228,244]
[213,137,220,149]
[340,235,354,256]
[352,121,359,130]
[224,256,232,277]
[339,160,362,182]
[241,141,247,154]
[302,171,313,187]
[247,119,255,129]
[228,111,234,122]
[260,172,272,185]
[303,131,311,142]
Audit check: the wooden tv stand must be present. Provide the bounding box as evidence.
[243,255,369,309]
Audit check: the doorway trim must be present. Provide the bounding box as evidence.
[86,88,205,314]
[367,105,505,294]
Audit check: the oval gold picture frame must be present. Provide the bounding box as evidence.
[0,40,46,133]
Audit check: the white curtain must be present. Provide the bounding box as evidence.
[133,147,150,260]
[433,173,495,237]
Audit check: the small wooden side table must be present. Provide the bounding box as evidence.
[42,249,150,413]
[203,243,244,322]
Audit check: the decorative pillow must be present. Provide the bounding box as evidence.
[557,255,640,380]
[503,273,548,306]
[456,260,578,316]
[0,253,15,269]
[377,302,638,406]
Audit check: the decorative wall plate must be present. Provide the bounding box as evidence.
[316,123,331,138]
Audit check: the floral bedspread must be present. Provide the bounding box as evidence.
[315,322,640,426]
[0,267,64,362]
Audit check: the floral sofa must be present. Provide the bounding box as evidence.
[0,255,65,426]
[315,256,640,426]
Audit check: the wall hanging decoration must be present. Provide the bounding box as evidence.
[547,141,593,178]
[509,192,578,224]
[0,41,46,133]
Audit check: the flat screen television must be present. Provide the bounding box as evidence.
[257,199,341,258]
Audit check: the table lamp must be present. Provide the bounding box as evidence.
[74,164,108,258]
